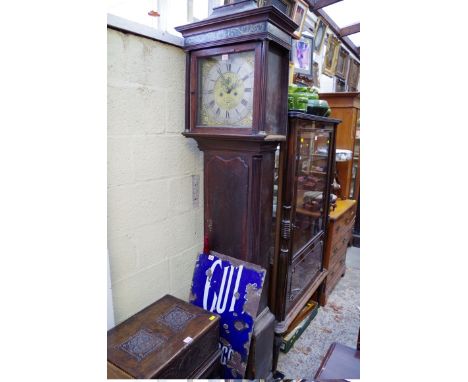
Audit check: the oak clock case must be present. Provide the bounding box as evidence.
[176,2,298,378]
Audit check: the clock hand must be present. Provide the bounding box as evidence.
[217,67,230,91]
[227,80,240,94]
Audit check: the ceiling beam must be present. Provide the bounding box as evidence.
[308,0,344,10]
[313,8,360,59]
[339,22,360,37]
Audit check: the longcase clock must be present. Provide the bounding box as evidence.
[176,0,298,378]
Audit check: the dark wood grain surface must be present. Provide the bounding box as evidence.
[107,295,220,379]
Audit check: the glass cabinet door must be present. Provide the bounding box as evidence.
[291,129,331,256]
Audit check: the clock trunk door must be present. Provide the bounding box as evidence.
[190,43,262,135]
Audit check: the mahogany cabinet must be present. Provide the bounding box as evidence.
[272,112,339,332]
[319,92,360,200]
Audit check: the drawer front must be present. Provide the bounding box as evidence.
[329,236,348,269]
[324,257,346,296]
[331,203,356,234]
[286,240,323,311]
[332,213,355,238]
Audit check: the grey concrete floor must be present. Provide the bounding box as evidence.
[277,246,360,379]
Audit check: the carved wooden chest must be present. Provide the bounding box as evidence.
[107,294,220,379]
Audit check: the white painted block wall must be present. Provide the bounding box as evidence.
[107,28,204,324]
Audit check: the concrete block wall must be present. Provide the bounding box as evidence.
[107,28,204,324]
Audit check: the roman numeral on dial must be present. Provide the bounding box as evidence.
[241,99,248,107]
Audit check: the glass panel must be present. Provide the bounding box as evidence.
[291,129,330,255]
[287,241,322,310]
[197,51,255,128]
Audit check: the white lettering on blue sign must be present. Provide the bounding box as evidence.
[203,261,244,314]
[220,344,233,365]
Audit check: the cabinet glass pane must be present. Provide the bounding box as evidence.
[286,240,322,310]
[292,130,330,255]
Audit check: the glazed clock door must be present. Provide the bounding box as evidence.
[190,43,261,134]
[198,50,255,127]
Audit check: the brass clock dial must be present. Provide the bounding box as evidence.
[198,51,255,127]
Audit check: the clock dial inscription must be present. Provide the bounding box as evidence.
[198,51,255,127]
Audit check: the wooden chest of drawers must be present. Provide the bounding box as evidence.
[320,199,357,305]
[107,294,220,379]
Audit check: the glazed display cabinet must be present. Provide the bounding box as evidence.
[272,112,339,331]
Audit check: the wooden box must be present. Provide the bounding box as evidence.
[107,294,220,379]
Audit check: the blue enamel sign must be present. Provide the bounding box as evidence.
[190,251,266,379]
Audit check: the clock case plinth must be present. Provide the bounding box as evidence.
[177,3,297,378]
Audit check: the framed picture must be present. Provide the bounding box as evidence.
[312,60,320,88]
[322,34,340,77]
[313,17,327,54]
[288,61,295,84]
[257,0,295,17]
[347,58,360,90]
[334,76,346,92]
[335,46,350,79]
[292,34,314,76]
[291,0,309,39]
[293,73,313,87]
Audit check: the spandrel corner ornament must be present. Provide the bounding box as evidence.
[190,251,266,379]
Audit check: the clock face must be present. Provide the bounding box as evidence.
[197,50,255,128]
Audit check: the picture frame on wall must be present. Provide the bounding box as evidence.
[292,34,314,76]
[312,60,320,88]
[313,17,327,54]
[347,58,360,90]
[322,34,340,77]
[257,0,295,17]
[289,61,295,84]
[335,46,350,79]
[291,0,309,39]
[334,76,346,92]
